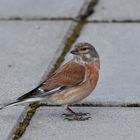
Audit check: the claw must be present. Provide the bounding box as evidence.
[64,116,91,121]
[76,112,90,116]
[62,112,91,121]
[61,113,74,117]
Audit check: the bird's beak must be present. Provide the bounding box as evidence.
[70,49,79,55]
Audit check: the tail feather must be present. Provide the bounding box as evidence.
[0,83,59,110]
[17,86,40,101]
[0,100,20,110]
[0,97,43,110]
[0,86,43,110]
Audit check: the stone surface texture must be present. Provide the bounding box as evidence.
[21,107,140,140]
[88,0,140,21]
[0,0,86,19]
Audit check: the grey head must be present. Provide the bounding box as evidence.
[71,42,100,64]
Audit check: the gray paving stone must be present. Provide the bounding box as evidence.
[21,107,140,140]
[0,106,25,140]
[0,20,72,139]
[65,23,140,104]
[0,0,86,19]
[88,0,140,21]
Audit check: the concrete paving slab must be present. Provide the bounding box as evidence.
[88,0,140,21]
[0,0,86,19]
[0,106,25,140]
[21,107,140,140]
[65,23,140,104]
[0,20,72,139]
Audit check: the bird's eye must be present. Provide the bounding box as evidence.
[81,48,87,51]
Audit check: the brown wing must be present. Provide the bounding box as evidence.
[41,60,85,91]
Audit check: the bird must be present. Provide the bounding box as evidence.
[0,42,100,121]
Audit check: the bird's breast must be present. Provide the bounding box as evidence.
[85,64,100,89]
[47,64,100,105]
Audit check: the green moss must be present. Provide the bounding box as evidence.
[126,103,140,107]
[1,17,77,21]
[73,103,140,107]
[112,20,140,23]
[86,19,140,23]
[12,107,37,140]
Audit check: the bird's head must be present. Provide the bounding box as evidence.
[71,42,100,64]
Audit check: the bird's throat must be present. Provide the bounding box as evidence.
[73,55,100,65]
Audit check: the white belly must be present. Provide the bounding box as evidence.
[46,87,93,105]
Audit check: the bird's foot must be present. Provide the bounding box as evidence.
[65,115,91,121]
[75,112,90,116]
[62,112,91,121]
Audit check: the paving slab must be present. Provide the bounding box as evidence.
[21,107,140,140]
[65,23,140,104]
[0,20,72,139]
[88,0,140,21]
[0,106,25,140]
[0,0,86,19]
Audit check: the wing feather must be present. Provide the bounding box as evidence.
[17,61,85,101]
[41,61,85,91]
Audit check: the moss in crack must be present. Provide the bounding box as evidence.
[126,103,140,107]
[77,0,98,20]
[12,107,37,140]
[86,19,140,23]
[22,102,140,110]
[0,17,77,21]
[73,103,140,107]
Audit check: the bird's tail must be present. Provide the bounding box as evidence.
[0,97,42,110]
[0,100,20,110]
[0,87,44,110]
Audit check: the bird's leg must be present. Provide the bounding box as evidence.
[67,106,78,115]
[61,106,75,117]
[62,106,91,121]
[67,106,90,116]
